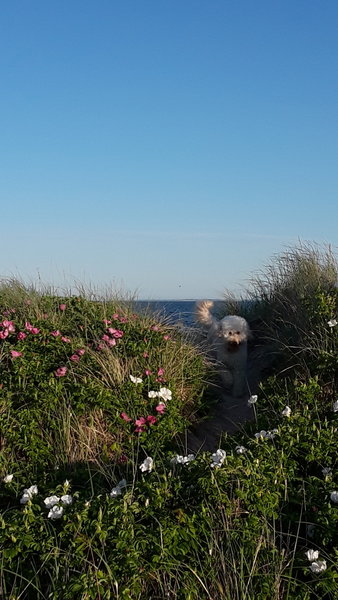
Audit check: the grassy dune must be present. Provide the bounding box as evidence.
[0,245,337,599]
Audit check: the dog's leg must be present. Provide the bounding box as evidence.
[220,368,233,391]
[232,368,247,397]
[232,345,248,397]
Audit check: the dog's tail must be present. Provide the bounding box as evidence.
[195,300,216,327]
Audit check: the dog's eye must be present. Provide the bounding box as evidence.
[228,331,232,336]
[236,331,240,335]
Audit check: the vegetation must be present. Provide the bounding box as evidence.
[0,244,337,599]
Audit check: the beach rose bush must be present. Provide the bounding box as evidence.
[0,287,207,484]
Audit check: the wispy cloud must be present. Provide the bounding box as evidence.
[108,230,295,242]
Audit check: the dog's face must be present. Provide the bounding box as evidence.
[217,316,251,352]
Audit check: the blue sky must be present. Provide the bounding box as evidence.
[1,1,337,299]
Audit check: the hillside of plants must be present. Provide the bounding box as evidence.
[0,244,337,600]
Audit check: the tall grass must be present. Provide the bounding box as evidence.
[0,250,337,600]
[222,243,337,379]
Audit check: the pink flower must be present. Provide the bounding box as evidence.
[120,412,132,422]
[59,304,66,311]
[55,366,67,377]
[17,332,27,341]
[76,349,85,356]
[2,320,15,332]
[151,325,160,331]
[96,343,104,351]
[135,426,146,433]
[70,354,80,362]
[112,313,119,319]
[107,328,124,338]
[119,316,128,323]
[103,319,111,325]
[155,403,166,414]
[143,351,149,358]
[101,334,110,342]
[135,417,147,427]
[157,368,165,376]
[61,337,71,343]
[163,335,170,341]
[0,330,9,339]
[51,330,61,337]
[107,338,116,347]
[10,350,22,359]
[24,322,40,334]
[145,369,152,376]
[146,415,157,425]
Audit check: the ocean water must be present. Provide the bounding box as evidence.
[135,300,223,327]
[135,301,196,326]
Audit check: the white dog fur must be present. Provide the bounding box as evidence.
[196,300,251,397]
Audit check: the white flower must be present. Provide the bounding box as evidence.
[327,318,337,328]
[330,490,338,503]
[248,395,258,405]
[322,467,332,477]
[255,430,267,440]
[171,454,195,465]
[282,406,292,417]
[148,388,172,402]
[158,387,172,402]
[254,428,278,441]
[44,495,60,509]
[210,449,226,468]
[110,479,127,498]
[3,474,14,483]
[305,549,319,561]
[60,494,73,506]
[20,485,38,504]
[139,457,153,473]
[48,505,64,520]
[20,493,31,505]
[63,479,71,491]
[130,375,143,384]
[310,559,327,574]
[235,445,247,455]
[333,400,338,413]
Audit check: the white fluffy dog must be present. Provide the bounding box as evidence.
[196,300,251,397]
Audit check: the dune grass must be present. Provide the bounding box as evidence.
[0,245,337,599]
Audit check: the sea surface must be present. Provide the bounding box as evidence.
[135,300,223,327]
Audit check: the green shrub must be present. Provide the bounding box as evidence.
[0,254,337,600]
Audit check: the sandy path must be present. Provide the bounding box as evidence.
[177,347,265,453]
